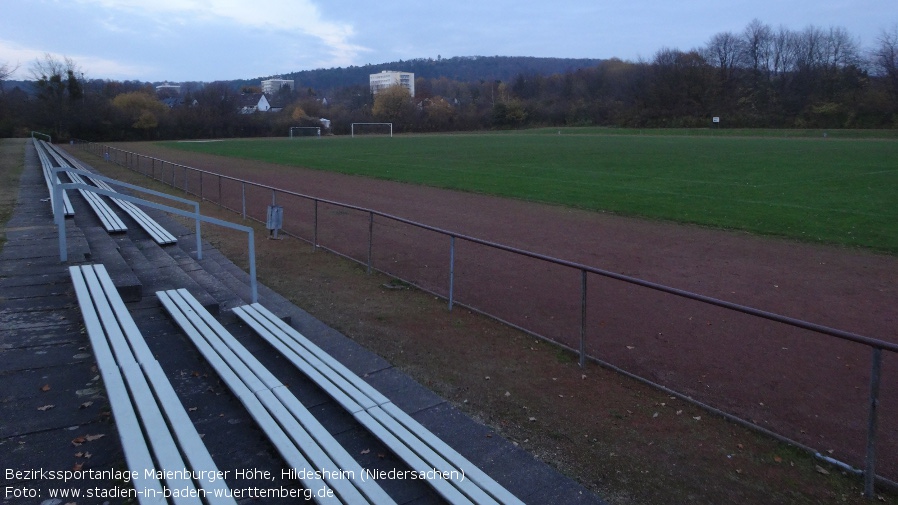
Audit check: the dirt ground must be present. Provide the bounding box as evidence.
[67,141,898,504]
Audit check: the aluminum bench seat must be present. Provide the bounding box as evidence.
[69,264,235,505]
[233,302,526,505]
[157,288,395,505]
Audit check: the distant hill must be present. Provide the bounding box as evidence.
[242,55,606,94]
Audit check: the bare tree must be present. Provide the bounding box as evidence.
[0,61,19,93]
[872,25,898,97]
[743,19,773,77]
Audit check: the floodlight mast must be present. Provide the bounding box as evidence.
[351,122,393,138]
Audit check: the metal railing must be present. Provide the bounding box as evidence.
[75,139,897,497]
[48,163,258,303]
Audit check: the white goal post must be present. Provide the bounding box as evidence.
[289,126,321,138]
[351,122,393,138]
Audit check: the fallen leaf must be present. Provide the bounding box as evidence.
[84,434,105,442]
[71,436,86,446]
[188,407,198,412]
[79,401,93,409]
[626,346,635,350]
[774,456,782,463]
[528,417,537,422]
[37,405,55,411]
[693,416,702,421]
[676,410,683,415]
[815,465,830,475]
[83,451,92,459]
[360,449,370,455]
[377,453,385,459]
[737,444,744,449]
[74,452,83,458]
[72,462,83,471]
[41,384,51,392]
[735,469,743,474]
[504,391,510,397]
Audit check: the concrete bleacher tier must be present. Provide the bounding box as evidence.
[0,140,607,504]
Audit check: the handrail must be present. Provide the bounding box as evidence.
[31,131,51,142]
[51,172,257,303]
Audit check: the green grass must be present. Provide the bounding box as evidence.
[161,129,898,254]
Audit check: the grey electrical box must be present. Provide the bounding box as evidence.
[266,205,283,238]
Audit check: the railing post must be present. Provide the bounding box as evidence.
[184,166,188,195]
[864,347,883,498]
[248,228,257,303]
[195,203,203,261]
[199,171,203,200]
[241,183,246,220]
[367,211,374,274]
[54,182,66,262]
[448,235,456,311]
[313,199,319,251]
[218,174,222,207]
[579,269,587,368]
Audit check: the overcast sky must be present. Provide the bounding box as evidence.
[1,0,894,82]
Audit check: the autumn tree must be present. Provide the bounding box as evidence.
[372,84,414,125]
[112,91,168,138]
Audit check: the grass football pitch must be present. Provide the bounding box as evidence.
[162,129,898,254]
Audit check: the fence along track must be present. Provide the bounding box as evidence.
[76,140,898,496]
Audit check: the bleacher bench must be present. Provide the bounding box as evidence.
[157,288,395,505]
[65,170,128,233]
[232,303,526,505]
[85,173,178,245]
[46,142,177,245]
[70,265,235,505]
[35,140,74,216]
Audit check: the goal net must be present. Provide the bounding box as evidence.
[351,123,393,138]
[289,126,321,138]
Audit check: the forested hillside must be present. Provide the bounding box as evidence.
[2,20,897,140]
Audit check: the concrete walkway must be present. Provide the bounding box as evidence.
[0,139,605,504]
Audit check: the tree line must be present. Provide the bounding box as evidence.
[2,20,897,141]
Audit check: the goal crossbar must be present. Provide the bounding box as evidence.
[289,126,321,138]
[351,123,393,138]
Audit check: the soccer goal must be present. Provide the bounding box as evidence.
[351,122,393,138]
[289,126,321,138]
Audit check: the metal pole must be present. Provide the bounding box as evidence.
[313,199,319,251]
[199,171,203,200]
[241,183,246,220]
[864,347,883,498]
[579,269,587,368]
[449,235,456,311]
[248,228,257,303]
[367,211,374,274]
[184,166,188,195]
[218,174,222,207]
[54,183,66,262]
[195,206,203,261]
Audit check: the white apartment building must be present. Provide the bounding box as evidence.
[370,70,415,97]
[261,78,294,94]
